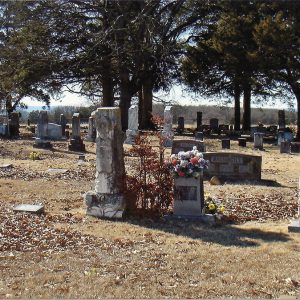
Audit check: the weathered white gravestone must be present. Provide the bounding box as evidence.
[84,108,126,218]
[68,113,85,151]
[288,177,300,233]
[162,106,174,147]
[85,116,96,142]
[34,111,52,148]
[124,104,139,144]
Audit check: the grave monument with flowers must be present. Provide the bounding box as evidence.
[168,146,209,217]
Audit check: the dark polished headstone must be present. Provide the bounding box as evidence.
[238,138,247,147]
[290,142,300,153]
[196,112,202,131]
[221,139,230,149]
[203,152,262,180]
[195,131,204,141]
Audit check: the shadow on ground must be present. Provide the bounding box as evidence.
[126,218,291,247]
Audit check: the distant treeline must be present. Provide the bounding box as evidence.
[153,104,297,127]
[19,104,296,127]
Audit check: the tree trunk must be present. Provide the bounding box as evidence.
[102,57,114,107]
[242,82,251,132]
[292,85,300,141]
[119,68,131,131]
[234,82,241,131]
[139,77,155,130]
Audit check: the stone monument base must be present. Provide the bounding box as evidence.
[68,137,85,152]
[84,191,125,219]
[33,138,52,149]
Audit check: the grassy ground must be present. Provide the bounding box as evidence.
[0,128,300,299]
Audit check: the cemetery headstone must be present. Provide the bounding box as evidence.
[278,130,293,145]
[196,112,202,131]
[8,112,19,136]
[219,124,229,132]
[203,152,262,180]
[68,113,85,151]
[195,131,204,141]
[85,116,96,142]
[290,142,300,153]
[60,114,67,136]
[173,173,204,216]
[124,104,139,144]
[254,133,264,150]
[84,107,125,219]
[34,111,52,149]
[280,141,290,154]
[176,117,184,134]
[210,118,219,132]
[221,139,230,149]
[278,110,286,130]
[162,106,174,147]
[171,139,206,154]
[13,204,44,214]
[47,123,63,140]
[0,101,9,136]
[238,138,247,147]
[288,177,300,233]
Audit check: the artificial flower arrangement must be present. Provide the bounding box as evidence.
[168,146,209,178]
[204,193,225,215]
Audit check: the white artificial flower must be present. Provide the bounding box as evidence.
[177,151,185,159]
[196,152,203,158]
[180,160,188,167]
[170,154,176,160]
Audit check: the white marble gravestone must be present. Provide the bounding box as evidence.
[288,177,300,233]
[84,108,125,219]
[162,106,174,147]
[85,116,96,142]
[124,104,139,144]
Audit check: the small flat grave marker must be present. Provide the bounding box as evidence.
[0,164,12,169]
[13,204,44,214]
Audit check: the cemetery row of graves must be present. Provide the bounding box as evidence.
[0,104,299,223]
[0,105,300,298]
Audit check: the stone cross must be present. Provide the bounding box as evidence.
[84,107,125,219]
[162,106,174,147]
[124,104,139,144]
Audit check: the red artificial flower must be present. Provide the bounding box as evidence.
[190,157,199,165]
[178,171,185,177]
[172,159,178,166]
